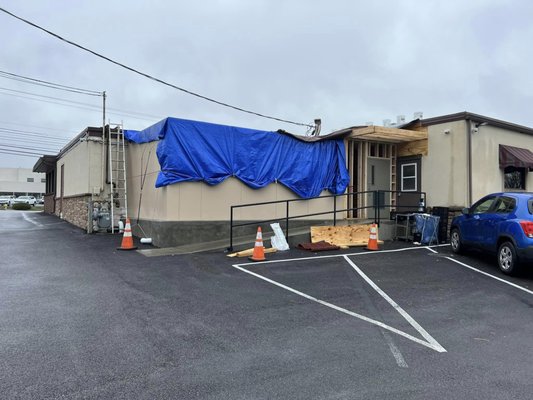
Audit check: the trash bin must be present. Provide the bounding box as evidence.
[431,207,449,243]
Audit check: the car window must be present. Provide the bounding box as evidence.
[528,199,533,214]
[493,196,516,214]
[471,197,496,214]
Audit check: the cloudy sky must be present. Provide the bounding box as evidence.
[1,0,532,168]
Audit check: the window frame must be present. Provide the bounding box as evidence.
[401,162,417,192]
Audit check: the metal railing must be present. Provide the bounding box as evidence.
[228,190,426,251]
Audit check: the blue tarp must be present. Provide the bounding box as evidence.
[125,117,349,199]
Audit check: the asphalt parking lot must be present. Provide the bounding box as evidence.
[1,211,533,399]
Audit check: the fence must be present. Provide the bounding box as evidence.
[228,190,426,251]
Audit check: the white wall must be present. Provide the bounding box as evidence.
[0,168,45,194]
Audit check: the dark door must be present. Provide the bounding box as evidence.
[396,156,421,212]
[60,164,64,215]
[367,158,391,218]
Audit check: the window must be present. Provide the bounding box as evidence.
[504,167,526,190]
[401,163,417,191]
[493,196,516,213]
[471,197,496,214]
[27,178,34,182]
[41,178,46,183]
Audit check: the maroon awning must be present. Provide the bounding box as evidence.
[499,144,533,170]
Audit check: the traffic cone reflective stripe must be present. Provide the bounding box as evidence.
[366,223,379,251]
[117,217,138,251]
[249,226,266,262]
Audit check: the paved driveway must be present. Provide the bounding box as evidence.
[1,211,533,399]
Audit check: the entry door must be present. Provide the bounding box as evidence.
[367,158,391,218]
[396,156,421,212]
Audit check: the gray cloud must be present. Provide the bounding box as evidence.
[1,0,532,168]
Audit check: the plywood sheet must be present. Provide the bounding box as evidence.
[310,225,384,247]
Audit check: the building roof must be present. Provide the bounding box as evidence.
[413,111,533,136]
[33,155,58,173]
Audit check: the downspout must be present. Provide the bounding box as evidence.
[466,119,472,207]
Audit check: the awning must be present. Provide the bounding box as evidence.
[499,144,533,170]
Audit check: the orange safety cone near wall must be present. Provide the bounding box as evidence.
[249,226,266,262]
[117,217,138,251]
[366,223,379,251]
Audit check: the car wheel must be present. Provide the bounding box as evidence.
[450,228,463,254]
[498,241,519,275]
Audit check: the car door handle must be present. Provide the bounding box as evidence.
[473,215,480,220]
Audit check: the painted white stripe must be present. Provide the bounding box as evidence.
[232,264,446,352]
[425,246,438,254]
[343,255,446,353]
[22,213,43,227]
[445,257,533,296]
[382,332,409,368]
[233,244,451,268]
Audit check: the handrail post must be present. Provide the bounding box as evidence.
[333,195,337,226]
[285,200,290,239]
[374,190,378,225]
[229,206,234,251]
[377,190,381,227]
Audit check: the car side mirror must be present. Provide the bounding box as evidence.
[461,207,470,215]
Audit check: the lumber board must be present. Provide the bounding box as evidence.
[227,247,277,258]
[310,224,383,247]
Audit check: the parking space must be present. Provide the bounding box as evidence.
[231,245,533,385]
[2,211,533,399]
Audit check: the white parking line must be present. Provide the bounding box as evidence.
[233,244,450,268]
[445,257,533,296]
[22,213,43,227]
[344,255,446,353]
[232,257,447,353]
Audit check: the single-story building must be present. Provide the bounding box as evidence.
[34,111,533,248]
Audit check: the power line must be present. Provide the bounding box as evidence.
[0,6,314,129]
[0,89,162,123]
[0,143,60,153]
[0,126,73,141]
[0,69,102,96]
[0,119,77,134]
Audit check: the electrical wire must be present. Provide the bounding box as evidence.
[0,69,102,96]
[0,6,314,129]
[0,90,162,123]
[0,126,72,141]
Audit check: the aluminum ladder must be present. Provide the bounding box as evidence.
[108,123,128,233]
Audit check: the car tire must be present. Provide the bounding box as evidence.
[450,228,463,254]
[498,241,520,275]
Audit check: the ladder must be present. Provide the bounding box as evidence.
[108,122,128,233]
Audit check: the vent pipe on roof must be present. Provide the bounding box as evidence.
[311,119,322,136]
[397,115,406,124]
[413,111,423,119]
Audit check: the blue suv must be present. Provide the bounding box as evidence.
[450,192,533,274]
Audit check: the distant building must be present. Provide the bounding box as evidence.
[0,168,45,197]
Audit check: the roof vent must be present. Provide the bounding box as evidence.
[397,115,406,124]
[413,111,423,119]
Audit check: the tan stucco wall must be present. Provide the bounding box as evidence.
[422,121,469,208]
[126,141,340,222]
[422,121,533,208]
[56,140,104,197]
[471,125,533,200]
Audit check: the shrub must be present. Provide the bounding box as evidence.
[12,203,32,210]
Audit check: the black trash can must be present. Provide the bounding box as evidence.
[431,207,449,243]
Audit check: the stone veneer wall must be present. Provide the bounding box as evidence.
[43,194,55,214]
[55,195,90,230]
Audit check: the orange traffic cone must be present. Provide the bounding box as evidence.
[249,226,266,262]
[117,218,138,251]
[366,223,379,251]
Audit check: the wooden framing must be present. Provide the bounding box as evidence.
[348,126,427,143]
